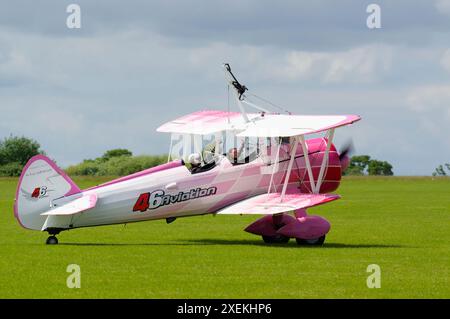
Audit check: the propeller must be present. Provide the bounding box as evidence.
[339,140,354,171]
[339,140,354,161]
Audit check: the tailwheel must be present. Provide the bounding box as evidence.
[46,236,58,245]
[296,235,325,246]
[262,234,290,244]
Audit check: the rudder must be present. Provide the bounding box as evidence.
[14,155,81,230]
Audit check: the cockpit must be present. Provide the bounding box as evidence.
[167,131,270,174]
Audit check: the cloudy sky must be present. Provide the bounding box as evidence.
[0,0,449,175]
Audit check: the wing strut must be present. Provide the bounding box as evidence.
[299,135,316,193]
[280,137,299,202]
[267,141,282,195]
[314,129,335,193]
[298,129,335,194]
[267,128,336,204]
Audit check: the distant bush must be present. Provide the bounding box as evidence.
[65,150,167,176]
[0,135,45,177]
[101,149,133,161]
[0,162,23,177]
[65,160,101,176]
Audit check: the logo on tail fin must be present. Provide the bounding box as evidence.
[22,186,50,200]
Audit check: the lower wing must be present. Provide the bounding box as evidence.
[216,192,339,215]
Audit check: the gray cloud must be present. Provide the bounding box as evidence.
[0,1,449,175]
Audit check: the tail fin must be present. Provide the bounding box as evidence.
[14,155,81,230]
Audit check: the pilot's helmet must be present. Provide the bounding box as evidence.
[188,153,202,166]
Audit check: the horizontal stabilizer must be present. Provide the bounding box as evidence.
[41,194,97,216]
[217,192,339,215]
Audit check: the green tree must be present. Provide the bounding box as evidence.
[432,164,449,176]
[368,160,393,176]
[0,135,44,166]
[344,155,394,176]
[346,155,371,175]
[101,149,133,161]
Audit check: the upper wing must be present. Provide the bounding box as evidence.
[41,193,97,216]
[156,110,257,135]
[216,192,340,215]
[236,114,361,137]
[156,109,360,137]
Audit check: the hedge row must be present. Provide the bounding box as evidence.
[65,155,167,176]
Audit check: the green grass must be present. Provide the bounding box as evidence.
[0,176,449,298]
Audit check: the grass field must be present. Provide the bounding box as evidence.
[0,176,449,298]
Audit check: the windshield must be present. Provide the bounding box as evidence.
[168,131,279,166]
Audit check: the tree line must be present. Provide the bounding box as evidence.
[65,149,166,176]
[11,134,450,177]
[0,136,166,177]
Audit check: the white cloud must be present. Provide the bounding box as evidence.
[406,84,450,114]
[279,45,393,83]
[406,84,450,148]
[440,48,450,72]
[435,0,450,16]
[187,43,394,85]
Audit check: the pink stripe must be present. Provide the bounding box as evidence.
[212,180,237,194]
[85,160,183,191]
[241,165,261,177]
[176,174,217,190]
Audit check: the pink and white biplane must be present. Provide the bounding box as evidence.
[14,64,360,245]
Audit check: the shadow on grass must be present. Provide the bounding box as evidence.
[182,239,408,249]
[59,239,409,249]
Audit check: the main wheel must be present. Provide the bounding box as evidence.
[46,236,58,245]
[296,235,325,246]
[262,234,290,244]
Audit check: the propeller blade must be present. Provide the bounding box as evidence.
[339,140,354,171]
[339,140,354,161]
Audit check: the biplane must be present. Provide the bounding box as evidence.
[14,64,360,245]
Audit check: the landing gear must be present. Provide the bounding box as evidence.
[45,228,62,245]
[247,213,329,246]
[46,236,58,245]
[262,234,290,244]
[296,235,326,246]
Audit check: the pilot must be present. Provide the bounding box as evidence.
[227,147,239,164]
[227,140,245,164]
[188,153,202,173]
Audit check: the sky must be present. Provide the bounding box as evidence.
[0,0,449,175]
